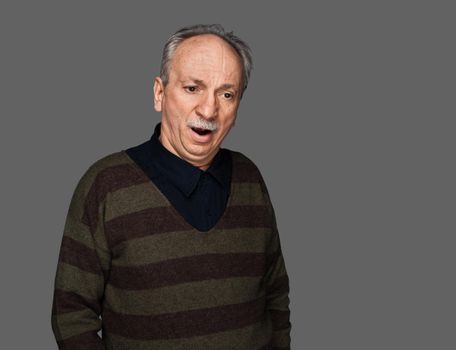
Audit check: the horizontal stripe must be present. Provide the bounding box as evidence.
[231,182,264,205]
[270,327,292,348]
[269,309,291,331]
[207,204,270,229]
[264,246,285,284]
[109,252,266,290]
[105,181,265,222]
[60,230,111,271]
[105,182,168,221]
[54,262,105,301]
[52,289,101,315]
[103,295,266,340]
[82,162,145,231]
[56,330,103,349]
[267,274,290,298]
[266,296,291,320]
[58,236,103,275]
[103,276,263,315]
[106,204,270,249]
[103,318,272,350]
[259,342,274,350]
[111,227,271,266]
[105,206,188,248]
[231,157,262,183]
[52,309,101,340]
[62,217,111,270]
[63,218,94,251]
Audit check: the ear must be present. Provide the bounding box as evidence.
[153,77,165,112]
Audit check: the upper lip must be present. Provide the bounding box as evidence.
[190,126,214,131]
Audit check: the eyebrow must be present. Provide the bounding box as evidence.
[187,78,204,85]
[184,77,238,92]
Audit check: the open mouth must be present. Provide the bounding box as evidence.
[191,127,212,136]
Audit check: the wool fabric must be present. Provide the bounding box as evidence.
[51,149,291,349]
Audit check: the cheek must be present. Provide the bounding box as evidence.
[221,108,238,126]
[168,95,196,118]
[218,117,236,137]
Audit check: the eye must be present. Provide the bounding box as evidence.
[184,86,198,93]
[223,92,233,99]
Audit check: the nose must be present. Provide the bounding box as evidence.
[195,91,218,119]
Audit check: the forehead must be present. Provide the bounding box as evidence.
[169,34,243,85]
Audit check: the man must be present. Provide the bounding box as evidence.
[51,24,291,349]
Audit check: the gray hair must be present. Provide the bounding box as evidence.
[159,24,253,98]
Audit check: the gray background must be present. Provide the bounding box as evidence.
[1,0,455,349]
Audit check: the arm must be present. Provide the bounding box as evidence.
[260,175,292,349]
[51,165,111,349]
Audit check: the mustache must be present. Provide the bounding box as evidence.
[187,118,218,131]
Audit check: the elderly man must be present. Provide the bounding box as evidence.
[51,24,291,349]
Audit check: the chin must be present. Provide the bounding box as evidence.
[186,144,217,158]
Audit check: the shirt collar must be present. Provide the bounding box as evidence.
[148,122,232,197]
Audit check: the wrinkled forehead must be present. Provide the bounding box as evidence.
[169,34,243,86]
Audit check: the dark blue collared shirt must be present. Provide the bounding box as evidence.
[124,122,232,232]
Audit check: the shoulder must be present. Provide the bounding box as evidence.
[79,151,131,183]
[228,149,263,177]
[72,150,136,199]
[226,148,271,195]
[226,149,277,229]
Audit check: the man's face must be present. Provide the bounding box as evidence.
[153,34,243,170]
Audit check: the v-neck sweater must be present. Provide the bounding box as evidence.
[51,149,291,349]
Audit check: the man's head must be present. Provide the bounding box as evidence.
[153,24,253,171]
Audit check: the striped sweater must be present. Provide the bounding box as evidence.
[51,149,291,349]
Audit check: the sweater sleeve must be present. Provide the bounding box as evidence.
[259,174,292,350]
[51,165,111,350]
